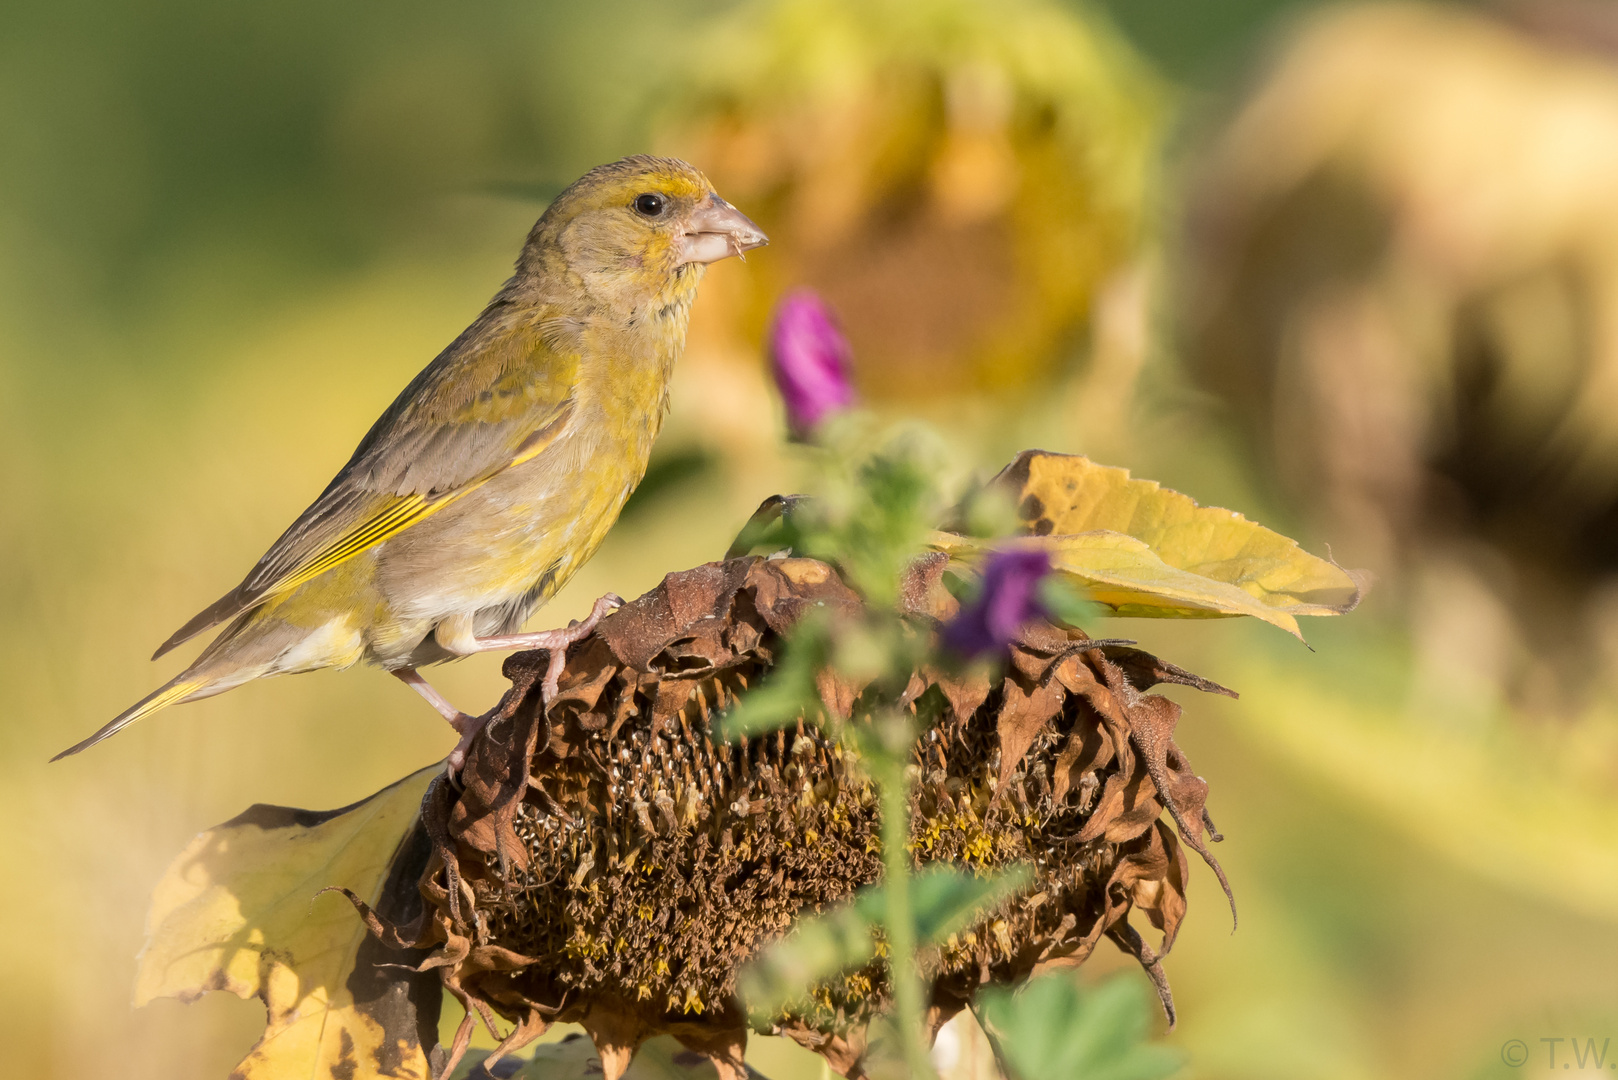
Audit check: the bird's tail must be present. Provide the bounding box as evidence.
[52,676,209,761]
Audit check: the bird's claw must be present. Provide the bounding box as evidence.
[539,592,624,707]
[439,591,627,776]
[445,707,498,782]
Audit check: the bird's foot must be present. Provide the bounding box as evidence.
[398,593,625,775]
[537,593,623,705]
[445,708,495,774]
[460,592,625,706]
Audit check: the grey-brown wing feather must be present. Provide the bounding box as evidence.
[153,304,581,659]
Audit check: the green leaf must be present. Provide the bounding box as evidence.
[725,494,809,559]
[1037,573,1105,628]
[737,865,1029,1013]
[903,863,1033,944]
[735,893,876,1014]
[452,1032,771,1079]
[976,973,1183,1080]
[717,615,830,739]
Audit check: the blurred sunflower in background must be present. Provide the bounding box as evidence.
[1166,6,1618,1005]
[1182,0,1618,725]
[656,0,1163,414]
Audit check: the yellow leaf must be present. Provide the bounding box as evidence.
[936,451,1363,638]
[137,764,441,1079]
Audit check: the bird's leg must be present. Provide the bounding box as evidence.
[418,593,624,772]
[394,667,471,728]
[449,592,624,705]
[392,667,481,772]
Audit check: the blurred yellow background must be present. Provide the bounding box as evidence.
[4,0,1616,1077]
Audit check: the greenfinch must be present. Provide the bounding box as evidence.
[56,155,766,766]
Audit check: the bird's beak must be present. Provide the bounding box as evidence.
[677,195,769,265]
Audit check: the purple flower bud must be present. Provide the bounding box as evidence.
[768,290,857,439]
[942,549,1053,658]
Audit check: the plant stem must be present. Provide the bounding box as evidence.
[876,747,934,1079]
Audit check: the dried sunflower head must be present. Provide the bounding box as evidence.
[348,554,1235,1080]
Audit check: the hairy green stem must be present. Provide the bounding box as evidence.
[876,750,934,1079]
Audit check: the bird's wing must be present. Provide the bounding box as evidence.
[154,310,583,658]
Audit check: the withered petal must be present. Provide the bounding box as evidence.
[344,555,1235,1077]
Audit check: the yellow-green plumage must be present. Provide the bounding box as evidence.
[57,156,766,759]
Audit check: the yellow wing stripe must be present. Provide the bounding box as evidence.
[267,492,445,597]
[256,403,576,603]
[310,496,429,566]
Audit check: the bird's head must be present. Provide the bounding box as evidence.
[521,155,767,316]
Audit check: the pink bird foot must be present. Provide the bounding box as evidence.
[393,592,626,774]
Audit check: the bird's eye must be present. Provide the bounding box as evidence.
[633,193,667,217]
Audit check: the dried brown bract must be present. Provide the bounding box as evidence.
[344,555,1235,1080]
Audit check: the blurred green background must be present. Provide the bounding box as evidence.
[5,0,1616,1077]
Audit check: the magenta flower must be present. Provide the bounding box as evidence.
[943,549,1053,657]
[768,290,857,439]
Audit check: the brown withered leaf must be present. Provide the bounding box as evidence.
[993,672,1065,790]
[1102,645,1240,699]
